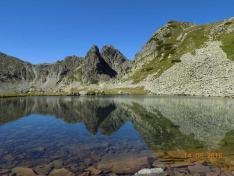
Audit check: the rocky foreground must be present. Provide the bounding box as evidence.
[1,159,233,176]
[1,17,234,97]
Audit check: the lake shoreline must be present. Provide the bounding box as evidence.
[1,91,234,99]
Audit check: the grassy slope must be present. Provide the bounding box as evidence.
[220,31,234,61]
[129,22,209,83]
[0,87,146,98]
[66,67,83,83]
[70,87,146,95]
[0,92,72,98]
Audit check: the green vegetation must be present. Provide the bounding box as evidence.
[0,87,146,98]
[0,92,71,98]
[67,67,83,82]
[178,26,208,55]
[129,23,209,83]
[130,57,174,83]
[220,31,234,61]
[224,21,233,26]
[71,87,146,95]
[218,129,234,172]
[219,129,234,154]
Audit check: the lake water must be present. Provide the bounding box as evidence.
[0,96,234,176]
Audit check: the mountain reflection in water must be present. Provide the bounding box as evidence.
[0,96,234,175]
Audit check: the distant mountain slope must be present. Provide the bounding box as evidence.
[0,45,130,93]
[0,52,34,82]
[128,18,234,83]
[126,17,234,97]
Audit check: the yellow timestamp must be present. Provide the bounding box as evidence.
[185,152,224,160]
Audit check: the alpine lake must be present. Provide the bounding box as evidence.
[0,95,234,176]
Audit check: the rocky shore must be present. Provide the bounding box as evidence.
[1,158,233,176]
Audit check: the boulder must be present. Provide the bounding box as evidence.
[49,168,74,176]
[188,164,211,174]
[79,90,88,95]
[87,166,102,175]
[97,154,154,174]
[11,167,37,176]
[135,168,164,175]
[34,164,53,175]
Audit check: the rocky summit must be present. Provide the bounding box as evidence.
[1,17,234,97]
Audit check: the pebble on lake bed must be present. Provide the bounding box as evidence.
[135,168,164,175]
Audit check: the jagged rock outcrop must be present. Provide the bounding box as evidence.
[0,52,34,82]
[0,53,83,92]
[101,45,131,77]
[32,56,83,89]
[131,21,194,71]
[82,45,117,83]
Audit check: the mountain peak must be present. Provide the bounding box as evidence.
[101,45,131,77]
[101,44,115,50]
[85,45,101,61]
[89,45,99,53]
[101,45,127,59]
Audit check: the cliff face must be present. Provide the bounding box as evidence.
[82,45,117,84]
[101,45,131,77]
[1,17,234,96]
[0,52,35,82]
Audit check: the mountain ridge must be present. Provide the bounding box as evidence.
[1,17,234,97]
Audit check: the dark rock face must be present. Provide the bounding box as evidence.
[82,45,131,83]
[82,45,117,83]
[101,45,131,77]
[34,56,83,84]
[0,52,35,82]
[0,52,83,85]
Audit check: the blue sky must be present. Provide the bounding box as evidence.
[0,0,233,64]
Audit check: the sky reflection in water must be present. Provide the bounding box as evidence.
[0,96,234,175]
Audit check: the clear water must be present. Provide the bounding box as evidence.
[0,96,234,175]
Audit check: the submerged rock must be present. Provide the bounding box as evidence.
[87,166,102,175]
[34,164,53,175]
[0,169,11,175]
[48,168,74,176]
[97,154,155,174]
[188,164,211,174]
[51,159,64,168]
[11,167,37,176]
[135,168,164,175]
